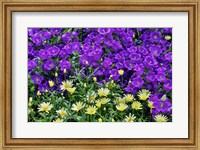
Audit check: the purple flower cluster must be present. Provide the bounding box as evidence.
[28,27,172,117]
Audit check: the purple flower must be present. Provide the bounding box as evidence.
[133,64,144,75]
[59,59,72,71]
[80,55,90,66]
[48,46,60,57]
[109,69,120,81]
[163,79,172,91]
[129,53,141,62]
[28,28,35,37]
[28,60,37,71]
[153,100,172,113]
[144,56,158,68]
[138,46,148,55]
[98,28,111,35]
[62,32,71,43]
[32,34,42,46]
[43,60,56,71]
[163,28,172,34]
[88,50,102,61]
[50,28,62,35]
[125,84,137,94]
[124,60,134,71]
[31,74,43,85]
[116,61,124,69]
[115,53,125,61]
[146,71,156,82]
[127,46,137,53]
[104,37,114,47]
[165,52,172,62]
[40,30,52,40]
[59,49,68,58]
[131,76,144,88]
[38,83,48,92]
[72,31,78,36]
[102,58,112,69]
[150,31,161,42]
[94,67,105,76]
[149,45,162,57]
[39,49,50,60]
[156,72,166,82]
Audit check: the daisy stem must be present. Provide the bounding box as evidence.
[64,73,66,81]
[64,91,67,99]
[90,115,92,122]
[56,77,58,85]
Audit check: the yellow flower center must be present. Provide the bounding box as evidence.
[59,111,67,117]
[89,96,95,101]
[127,118,133,122]
[64,84,71,89]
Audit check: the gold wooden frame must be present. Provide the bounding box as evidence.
[0,0,199,149]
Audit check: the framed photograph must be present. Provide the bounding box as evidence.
[0,0,199,149]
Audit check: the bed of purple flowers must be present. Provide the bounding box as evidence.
[28,28,172,122]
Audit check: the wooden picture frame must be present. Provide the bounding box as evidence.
[0,0,199,149]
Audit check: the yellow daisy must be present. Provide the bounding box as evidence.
[86,91,97,103]
[86,106,98,115]
[53,118,64,122]
[48,80,54,87]
[56,108,67,118]
[38,102,53,113]
[137,89,151,100]
[95,100,102,108]
[116,103,128,111]
[71,102,85,112]
[66,87,76,94]
[60,80,73,91]
[115,97,125,104]
[132,101,142,110]
[124,94,134,102]
[124,113,136,122]
[97,88,110,97]
[148,101,155,109]
[100,98,110,104]
[154,114,168,122]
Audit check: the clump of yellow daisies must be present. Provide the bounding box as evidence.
[30,83,170,122]
[60,80,76,94]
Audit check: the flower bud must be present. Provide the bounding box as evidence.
[118,69,124,76]
[48,80,54,87]
[93,77,97,82]
[83,83,87,88]
[55,72,58,77]
[98,118,102,122]
[64,69,67,74]
[28,102,32,107]
[165,35,171,40]
[37,91,41,96]
[29,97,33,103]
[85,61,88,65]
